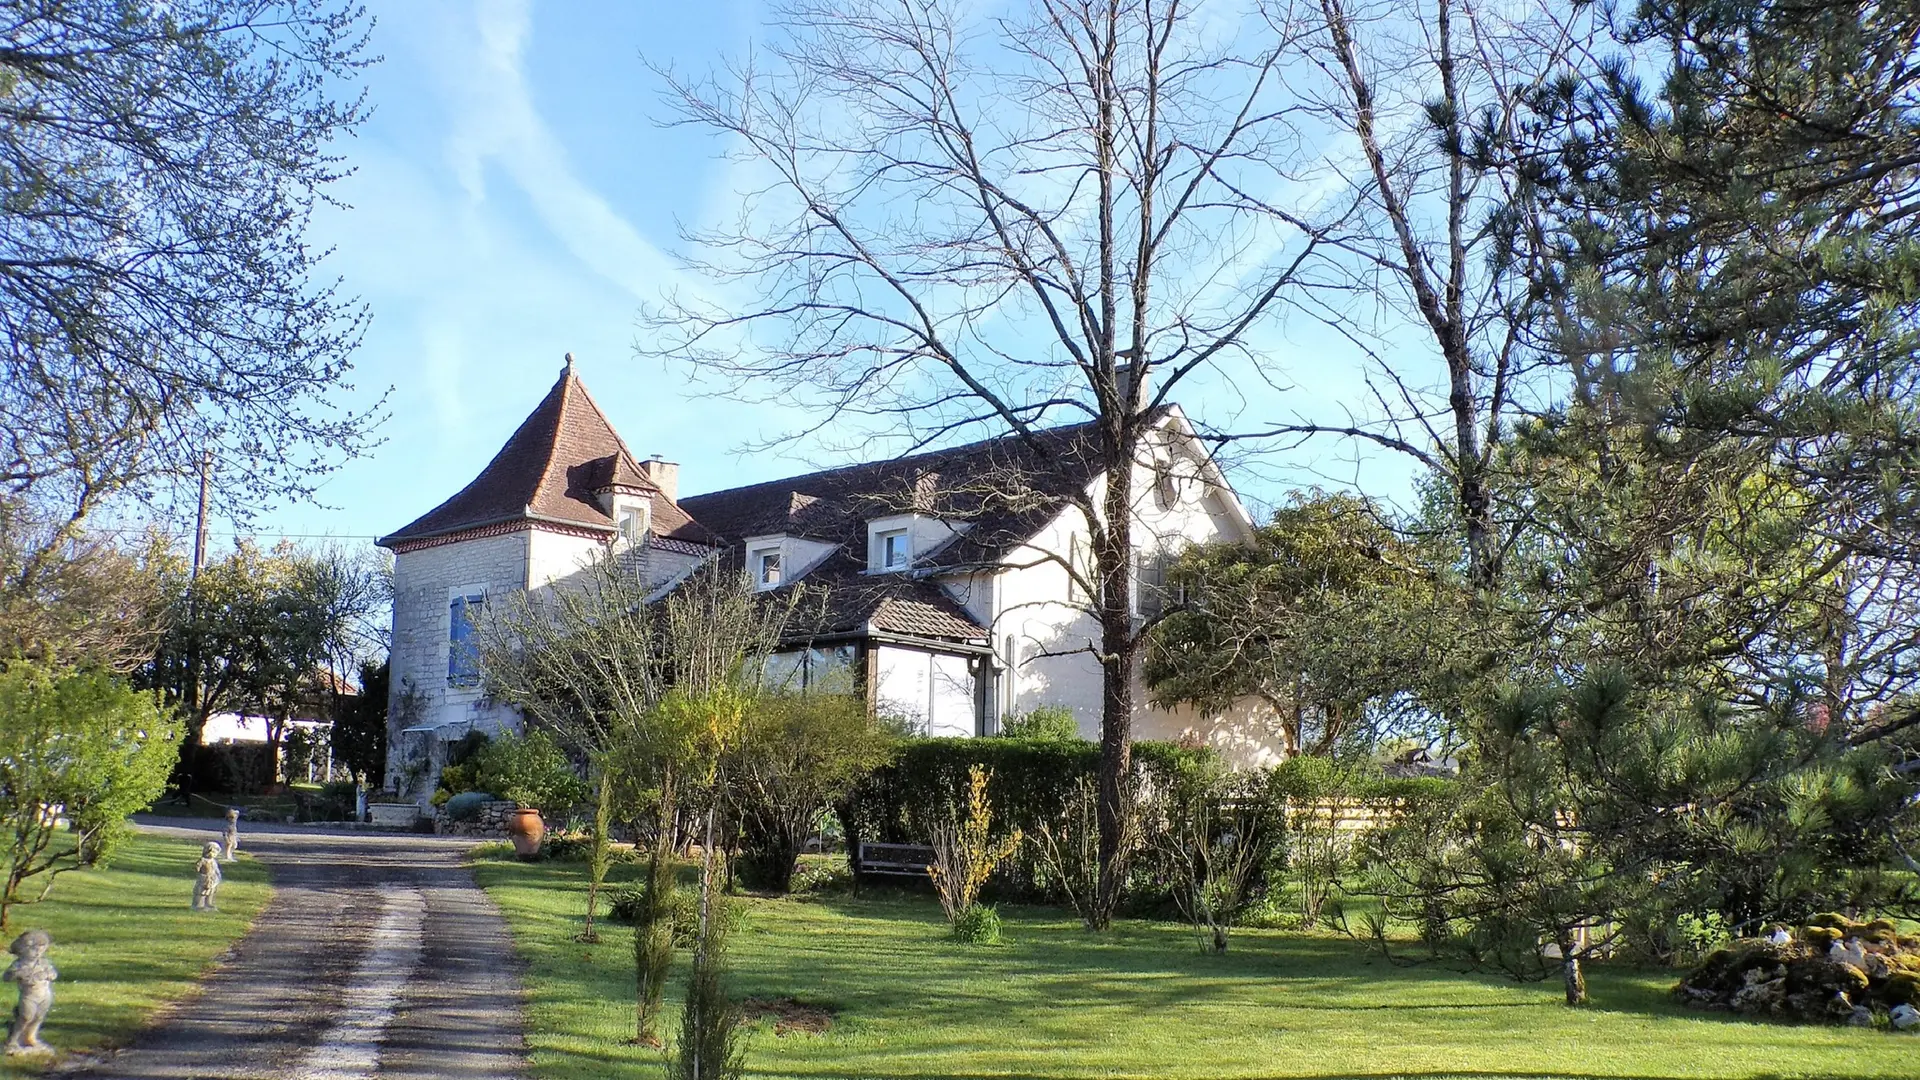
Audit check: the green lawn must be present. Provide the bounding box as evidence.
[474,851,1920,1080]
[0,830,270,1075]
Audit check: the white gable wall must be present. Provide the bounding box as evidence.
[976,420,1284,766]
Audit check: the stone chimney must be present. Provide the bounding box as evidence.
[640,455,679,502]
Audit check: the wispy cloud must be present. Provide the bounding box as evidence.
[441,0,692,302]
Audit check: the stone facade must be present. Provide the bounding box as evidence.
[384,526,698,803]
[386,530,533,798]
[433,799,519,838]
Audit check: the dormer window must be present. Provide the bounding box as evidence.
[754,547,783,589]
[618,506,647,543]
[879,529,911,571]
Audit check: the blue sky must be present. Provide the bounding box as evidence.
[230,0,1420,551]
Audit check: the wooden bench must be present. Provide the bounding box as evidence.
[857,842,936,878]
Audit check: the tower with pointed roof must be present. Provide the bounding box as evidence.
[375,359,712,799]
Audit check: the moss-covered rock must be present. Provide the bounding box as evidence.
[1802,925,1844,947]
[1676,921,1920,1028]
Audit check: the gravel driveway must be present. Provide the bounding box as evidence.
[66,819,527,1080]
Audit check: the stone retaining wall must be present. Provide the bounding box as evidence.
[434,799,519,838]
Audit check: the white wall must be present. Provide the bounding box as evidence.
[528,529,605,590]
[978,418,1284,766]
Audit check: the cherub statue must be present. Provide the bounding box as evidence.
[191,841,223,912]
[3,930,56,1055]
[222,808,240,863]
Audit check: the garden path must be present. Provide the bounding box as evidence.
[70,819,526,1080]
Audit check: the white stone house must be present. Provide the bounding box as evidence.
[376,359,1274,802]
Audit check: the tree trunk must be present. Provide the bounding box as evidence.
[1560,938,1587,1006]
[1092,445,1137,929]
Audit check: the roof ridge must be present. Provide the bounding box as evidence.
[530,365,573,512]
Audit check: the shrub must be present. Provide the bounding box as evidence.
[1149,761,1271,951]
[472,730,588,812]
[729,692,894,894]
[442,790,496,822]
[1032,774,1128,929]
[609,882,743,945]
[951,903,1003,944]
[298,779,360,823]
[0,663,181,926]
[539,831,596,862]
[436,760,480,798]
[1254,757,1447,928]
[998,705,1082,741]
[929,766,1022,930]
[791,858,852,896]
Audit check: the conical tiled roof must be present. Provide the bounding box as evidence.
[378,362,711,549]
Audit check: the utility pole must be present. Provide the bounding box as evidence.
[181,451,213,803]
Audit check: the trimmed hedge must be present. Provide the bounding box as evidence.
[838,739,1456,907]
[838,737,1212,897]
[1262,754,1457,804]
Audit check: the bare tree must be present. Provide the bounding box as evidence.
[478,557,801,975]
[1254,0,1594,589]
[647,0,1347,926]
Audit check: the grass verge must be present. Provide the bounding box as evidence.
[0,830,270,1075]
[474,849,1917,1080]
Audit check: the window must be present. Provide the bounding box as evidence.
[761,645,854,692]
[755,548,782,589]
[1068,535,1088,604]
[1134,549,1176,620]
[618,506,646,543]
[1001,634,1020,719]
[880,529,911,570]
[448,589,486,686]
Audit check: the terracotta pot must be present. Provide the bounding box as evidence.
[507,808,545,857]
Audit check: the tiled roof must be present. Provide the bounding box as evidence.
[379,364,715,549]
[790,573,990,644]
[679,419,1138,647]
[677,419,1113,569]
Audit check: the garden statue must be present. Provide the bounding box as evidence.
[191,841,223,912]
[222,808,240,863]
[3,930,56,1055]
[1893,1003,1919,1031]
[1768,927,1792,946]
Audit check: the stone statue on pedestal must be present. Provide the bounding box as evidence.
[3,930,55,1055]
[222,808,240,863]
[191,841,223,912]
